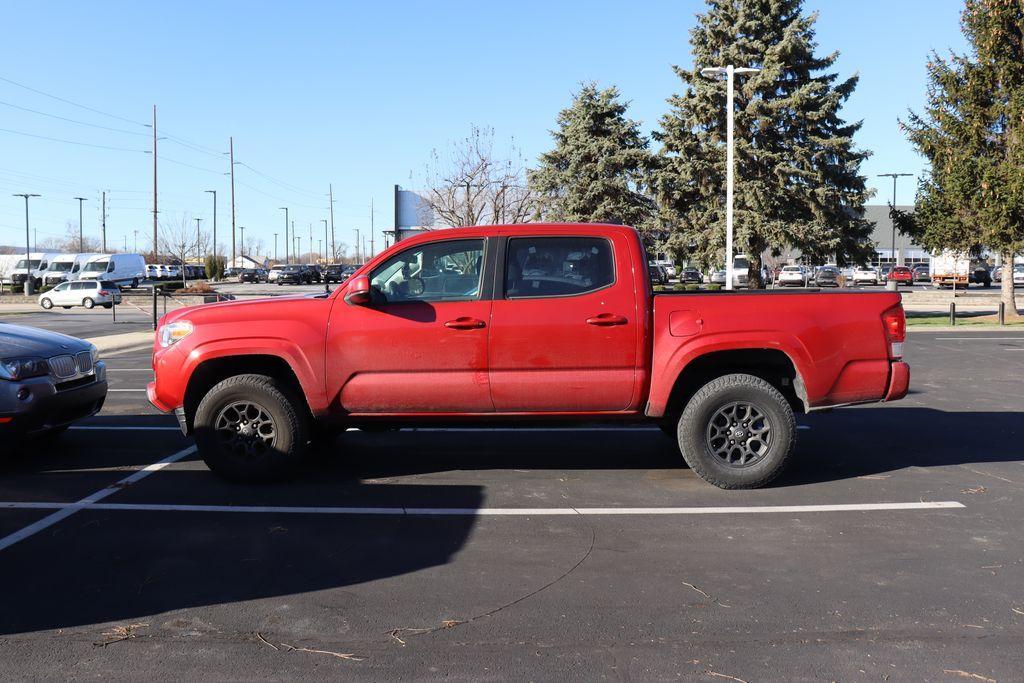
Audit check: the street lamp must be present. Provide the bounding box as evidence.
[700,64,761,290]
[193,218,203,283]
[205,189,217,275]
[279,207,289,265]
[74,196,88,252]
[239,226,246,258]
[274,233,278,262]
[877,173,913,269]
[321,219,329,263]
[13,193,40,294]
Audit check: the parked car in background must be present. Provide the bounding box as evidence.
[888,266,914,286]
[913,265,930,282]
[969,264,992,287]
[164,264,181,281]
[306,265,323,283]
[267,265,284,283]
[323,264,344,283]
[42,253,101,288]
[0,323,107,440]
[341,264,360,281]
[39,280,121,310]
[77,253,145,288]
[145,264,160,281]
[654,260,676,279]
[1014,264,1024,287]
[709,269,727,285]
[239,268,268,283]
[679,268,702,284]
[649,264,668,285]
[852,267,879,286]
[814,266,841,287]
[778,265,808,287]
[9,252,62,290]
[276,264,311,285]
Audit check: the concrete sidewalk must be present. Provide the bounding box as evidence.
[87,330,154,354]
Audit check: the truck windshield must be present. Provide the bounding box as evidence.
[15,259,41,269]
[83,260,108,273]
[48,261,73,272]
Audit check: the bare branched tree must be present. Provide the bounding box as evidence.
[420,125,538,227]
[158,213,206,286]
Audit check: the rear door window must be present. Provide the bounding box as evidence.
[505,237,614,298]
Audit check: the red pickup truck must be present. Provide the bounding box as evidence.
[149,224,909,488]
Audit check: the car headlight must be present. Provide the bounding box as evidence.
[90,344,100,364]
[0,357,50,381]
[158,320,194,348]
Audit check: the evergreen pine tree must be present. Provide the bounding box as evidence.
[529,83,654,228]
[901,0,1023,316]
[654,0,874,287]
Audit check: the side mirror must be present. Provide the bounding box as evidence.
[344,275,371,306]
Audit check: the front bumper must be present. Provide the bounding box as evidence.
[0,362,107,435]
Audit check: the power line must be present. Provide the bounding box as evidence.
[0,126,148,152]
[0,99,150,137]
[0,74,148,127]
[236,162,323,198]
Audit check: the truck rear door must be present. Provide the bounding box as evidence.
[488,231,638,411]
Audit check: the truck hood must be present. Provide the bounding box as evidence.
[160,292,332,326]
[0,322,93,358]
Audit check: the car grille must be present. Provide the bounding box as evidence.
[48,354,78,378]
[48,351,94,379]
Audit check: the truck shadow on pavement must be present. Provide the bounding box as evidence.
[779,407,1024,486]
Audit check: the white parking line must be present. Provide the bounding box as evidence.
[0,446,196,552]
[107,389,148,392]
[0,500,963,517]
[934,337,1024,340]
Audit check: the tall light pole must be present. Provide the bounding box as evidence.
[877,173,913,268]
[13,193,40,294]
[239,226,246,257]
[194,218,203,266]
[228,137,237,266]
[321,219,329,263]
[700,64,761,290]
[279,207,289,265]
[74,196,88,252]
[328,184,336,262]
[308,222,313,264]
[133,229,138,253]
[354,228,361,263]
[292,221,296,261]
[274,233,278,262]
[205,189,217,272]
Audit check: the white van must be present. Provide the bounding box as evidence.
[77,253,146,288]
[10,252,63,289]
[43,253,103,287]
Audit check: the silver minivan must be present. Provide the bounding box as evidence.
[39,280,122,310]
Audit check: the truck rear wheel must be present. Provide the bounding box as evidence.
[677,373,795,489]
[193,374,308,481]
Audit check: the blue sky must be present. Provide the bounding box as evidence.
[0,0,967,257]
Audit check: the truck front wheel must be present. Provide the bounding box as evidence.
[677,373,795,489]
[193,374,308,481]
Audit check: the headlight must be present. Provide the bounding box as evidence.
[90,344,100,364]
[158,320,194,348]
[0,357,50,381]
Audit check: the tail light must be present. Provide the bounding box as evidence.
[881,305,905,359]
[99,290,109,296]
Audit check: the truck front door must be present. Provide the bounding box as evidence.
[488,233,638,412]
[327,237,494,413]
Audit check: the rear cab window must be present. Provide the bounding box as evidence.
[505,237,614,298]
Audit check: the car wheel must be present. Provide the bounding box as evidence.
[40,297,53,310]
[103,303,113,309]
[131,278,139,289]
[62,306,71,309]
[676,373,796,489]
[82,297,95,309]
[194,374,309,481]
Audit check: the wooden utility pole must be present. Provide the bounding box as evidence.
[152,105,158,262]
[328,184,336,262]
[229,137,237,267]
[101,191,107,252]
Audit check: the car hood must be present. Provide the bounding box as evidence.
[0,322,92,358]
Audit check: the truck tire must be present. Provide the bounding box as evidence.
[677,373,795,489]
[193,374,308,481]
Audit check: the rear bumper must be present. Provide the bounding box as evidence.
[885,361,910,401]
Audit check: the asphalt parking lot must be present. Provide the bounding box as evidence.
[1,332,1023,680]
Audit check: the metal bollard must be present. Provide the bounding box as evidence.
[949,301,956,326]
[999,301,1005,326]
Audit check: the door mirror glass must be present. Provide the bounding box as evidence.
[344,275,371,306]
